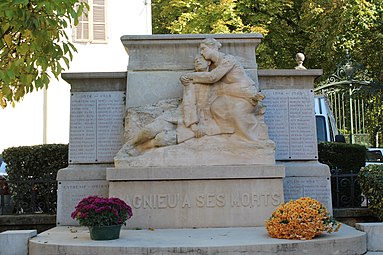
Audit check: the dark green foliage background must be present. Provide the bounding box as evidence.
[318,142,366,173]
[2,144,68,214]
[359,164,383,221]
[318,142,366,208]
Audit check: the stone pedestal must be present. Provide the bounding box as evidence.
[115,135,275,168]
[56,165,110,226]
[107,165,284,229]
[281,161,332,214]
[0,230,37,255]
[355,222,383,252]
[29,225,367,255]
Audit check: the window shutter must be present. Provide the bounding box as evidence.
[73,0,107,43]
[92,0,106,42]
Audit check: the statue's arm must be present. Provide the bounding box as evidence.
[189,59,234,84]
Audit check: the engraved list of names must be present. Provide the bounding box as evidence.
[69,92,125,163]
[263,89,317,160]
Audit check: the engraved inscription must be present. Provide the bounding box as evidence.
[126,192,282,210]
[69,92,125,163]
[284,177,332,211]
[263,89,317,160]
[60,183,109,204]
[57,181,109,225]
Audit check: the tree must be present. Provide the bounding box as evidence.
[300,0,383,80]
[236,0,310,69]
[152,0,247,34]
[152,0,383,79]
[0,0,87,108]
[365,95,383,146]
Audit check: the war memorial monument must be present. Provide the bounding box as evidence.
[27,34,367,254]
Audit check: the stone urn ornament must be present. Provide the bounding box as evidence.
[71,196,133,240]
[295,52,307,70]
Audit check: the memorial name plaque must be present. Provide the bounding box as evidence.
[263,89,317,160]
[56,180,109,225]
[69,92,125,163]
[284,177,332,214]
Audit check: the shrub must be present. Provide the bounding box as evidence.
[2,144,68,214]
[318,142,366,173]
[359,164,383,221]
[265,197,341,240]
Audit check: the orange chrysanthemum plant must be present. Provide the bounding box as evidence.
[265,197,341,240]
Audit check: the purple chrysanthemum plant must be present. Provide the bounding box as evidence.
[71,196,133,227]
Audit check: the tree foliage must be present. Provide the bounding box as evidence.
[0,0,87,108]
[301,0,383,80]
[365,94,383,146]
[359,164,383,221]
[152,0,383,77]
[153,0,247,34]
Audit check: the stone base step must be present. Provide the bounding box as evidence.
[29,225,366,255]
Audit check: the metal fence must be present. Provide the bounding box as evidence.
[0,179,57,215]
[330,168,368,208]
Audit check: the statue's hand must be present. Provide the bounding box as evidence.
[249,92,265,106]
[191,123,205,138]
[180,74,192,85]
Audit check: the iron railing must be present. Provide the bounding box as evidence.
[0,179,57,215]
[330,167,368,208]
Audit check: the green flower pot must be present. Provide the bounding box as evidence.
[88,224,122,240]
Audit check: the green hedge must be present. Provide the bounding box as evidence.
[359,165,383,221]
[2,144,68,214]
[318,142,366,208]
[318,142,366,173]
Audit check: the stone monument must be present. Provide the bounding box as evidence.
[57,34,331,229]
[108,36,284,228]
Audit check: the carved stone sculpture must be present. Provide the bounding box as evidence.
[181,38,267,141]
[179,55,221,141]
[115,38,275,167]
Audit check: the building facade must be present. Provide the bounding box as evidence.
[0,0,152,153]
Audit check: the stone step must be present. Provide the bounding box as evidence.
[29,225,366,255]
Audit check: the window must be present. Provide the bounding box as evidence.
[316,115,327,143]
[73,0,107,43]
[366,150,383,163]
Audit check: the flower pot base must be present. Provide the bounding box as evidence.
[88,225,122,240]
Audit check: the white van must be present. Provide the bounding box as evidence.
[314,95,343,143]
